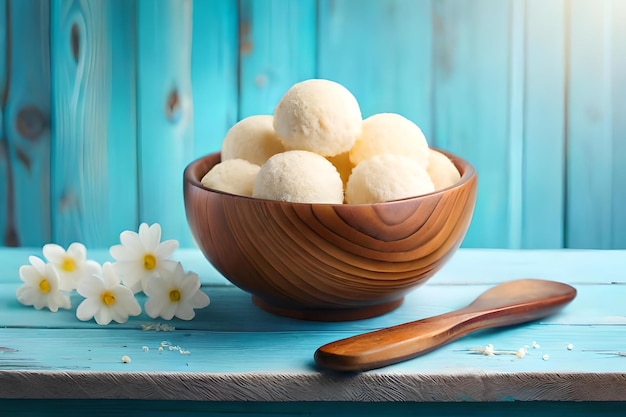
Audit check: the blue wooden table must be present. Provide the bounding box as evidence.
[1,248,625,416]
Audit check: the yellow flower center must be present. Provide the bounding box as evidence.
[169,289,181,302]
[61,258,76,272]
[144,254,157,270]
[39,279,51,294]
[101,291,116,306]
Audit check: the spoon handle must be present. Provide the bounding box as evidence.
[314,301,568,372]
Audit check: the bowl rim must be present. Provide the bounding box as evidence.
[184,148,476,206]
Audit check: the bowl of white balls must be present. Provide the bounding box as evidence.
[184,79,477,321]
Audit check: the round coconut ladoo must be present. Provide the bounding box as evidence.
[349,113,430,168]
[427,148,461,191]
[253,150,344,204]
[273,79,362,157]
[201,159,260,197]
[221,115,286,166]
[345,154,435,204]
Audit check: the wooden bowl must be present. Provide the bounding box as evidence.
[183,151,477,321]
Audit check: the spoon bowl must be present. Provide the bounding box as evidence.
[314,279,577,372]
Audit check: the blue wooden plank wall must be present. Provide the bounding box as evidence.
[0,0,625,250]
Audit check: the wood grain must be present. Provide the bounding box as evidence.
[522,0,566,248]
[105,0,139,240]
[6,0,51,247]
[314,279,576,371]
[238,0,316,119]
[611,0,626,249]
[0,0,10,246]
[317,0,434,137]
[1,0,626,250]
[432,0,512,248]
[191,0,238,156]
[50,0,119,246]
[137,0,194,246]
[184,151,477,320]
[567,0,620,249]
[1,248,626,406]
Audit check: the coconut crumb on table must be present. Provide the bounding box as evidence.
[141,323,175,332]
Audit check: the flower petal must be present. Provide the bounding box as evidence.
[141,223,162,251]
[102,262,121,288]
[154,239,179,259]
[31,293,48,310]
[144,296,166,319]
[42,244,65,264]
[190,290,210,309]
[16,284,37,306]
[76,298,100,321]
[159,302,177,320]
[94,307,113,325]
[76,274,105,298]
[47,292,71,312]
[174,303,196,321]
[19,264,40,285]
[143,275,166,297]
[109,244,139,262]
[119,230,144,255]
[155,259,178,278]
[124,296,142,317]
[84,260,102,276]
[44,263,61,292]
[66,242,87,262]
[28,256,47,276]
[112,262,145,293]
[180,271,201,299]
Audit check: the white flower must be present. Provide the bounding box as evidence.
[144,262,210,320]
[42,242,101,291]
[76,262,141,325]
[16,256,71,312]
[109,223,179,293]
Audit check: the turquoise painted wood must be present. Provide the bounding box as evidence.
[191,0,238,156]
[1,400,625,417]
[0,0,10,246]
[522,0,566,248]
[50,0,137,248]
[106,0,139,243]
[611,0,626,249]
[1,248,626,417]
[1,0,51,247]
[239,0,317,119]
[137,0,195,246]
[432,0,512,248]
[0,0,626,250]
[567,0,611,249]
[318,0,433,138]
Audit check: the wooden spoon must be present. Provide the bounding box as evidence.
[314,279,576,372]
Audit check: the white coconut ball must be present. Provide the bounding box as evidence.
[273,79,362,157]
[201,159,260,197]
[345,154,435,204]
[349,113,430,168]
[427,148,461,190]
[253,150,344,204]
[221,115,286,166]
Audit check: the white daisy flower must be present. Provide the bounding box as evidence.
[16,256,71,312]
[109,223,179,293]
[76,262,141,325]
[42,242,101,291]
[144,262,210,320]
